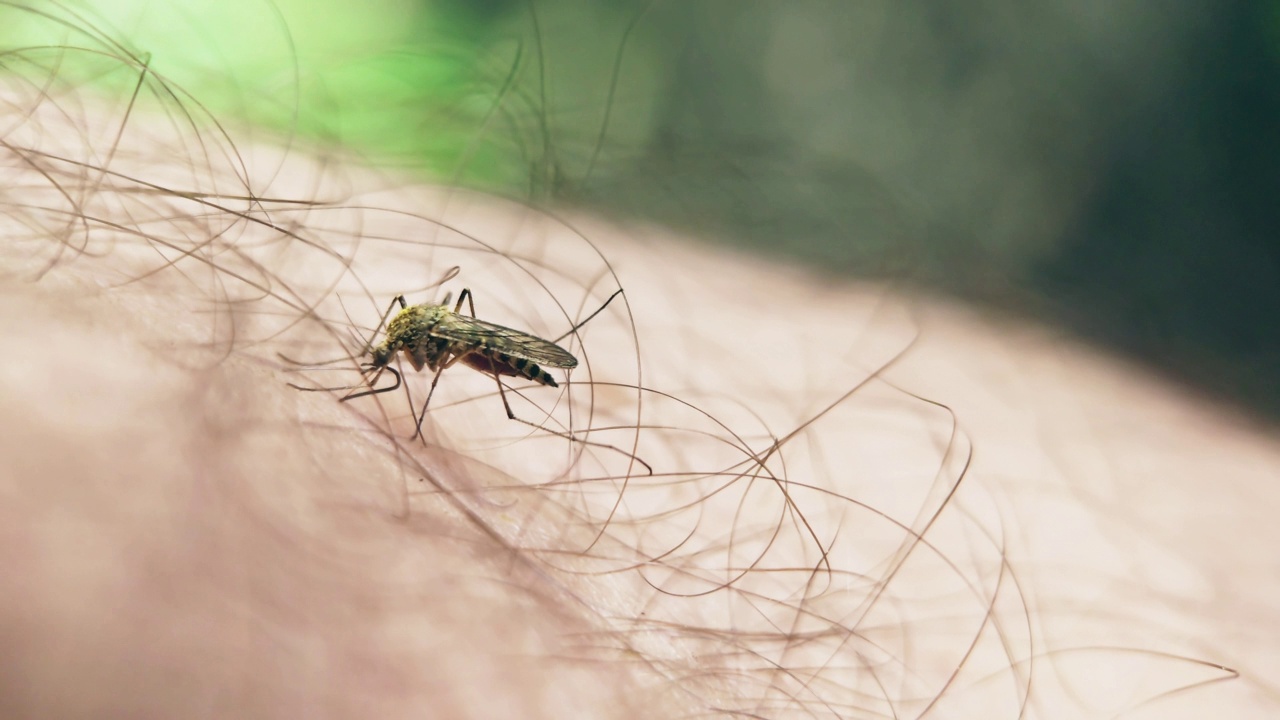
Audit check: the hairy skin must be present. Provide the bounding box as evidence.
[1,50,1279,720]
[2,188,1279,718]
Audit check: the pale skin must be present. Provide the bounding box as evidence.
[2,63,1279,720]
[3,190,1280,718]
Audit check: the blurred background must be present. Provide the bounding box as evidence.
[6,0,1277,417]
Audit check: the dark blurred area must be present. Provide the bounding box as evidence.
[438,0,1280,417]
[1041,2,1280,415]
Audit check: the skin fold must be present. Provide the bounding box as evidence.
[2,51,1279,720]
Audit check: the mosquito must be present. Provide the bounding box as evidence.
[289,284,635,466]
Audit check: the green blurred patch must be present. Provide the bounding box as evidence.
[0,0,666,196]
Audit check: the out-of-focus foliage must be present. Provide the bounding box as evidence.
[5,0,1277,415]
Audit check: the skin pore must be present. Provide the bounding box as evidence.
[3,11,1280,720]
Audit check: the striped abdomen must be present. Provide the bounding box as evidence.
[460,344,558,387]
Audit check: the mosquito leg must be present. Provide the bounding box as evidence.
[281,293,408,370]
[278,352,349,368]
[453,288,475,317]
[553,288,623,344]
[489,366,519,421]
[340,365,402,401]
[398,362,417,438]
[412,366,448,442]
[484,365,653,475]
[287,363,400,397]
[364,295,406,348]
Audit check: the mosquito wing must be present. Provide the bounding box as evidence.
[432,312,579,368]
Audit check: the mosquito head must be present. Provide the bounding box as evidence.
[368,343,392,368]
